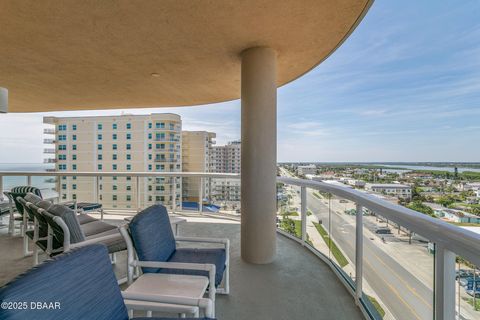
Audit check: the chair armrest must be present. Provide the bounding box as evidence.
[134,260,215,273]
[175,236,230,246]
[122,292,213,317]
[69,233,122,250]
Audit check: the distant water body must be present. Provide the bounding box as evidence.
[0,163,54,190]
[378,164,480,173]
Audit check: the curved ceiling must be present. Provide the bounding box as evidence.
[0,0,372,112]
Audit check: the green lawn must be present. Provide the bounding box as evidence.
[307,209,313,216]
[463,297,480,310]
[367,296,386,318]
[283,211,299,216]
[313,222,349,267]
[313,192,322,199]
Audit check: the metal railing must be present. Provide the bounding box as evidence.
[43,128,56,135]
[0,171,238,215]
[277,176,480,320]
[0,170,478,319]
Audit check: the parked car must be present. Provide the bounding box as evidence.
[466,289,480,298]
[456,269,476,280]
[375,228,392,234]
[459,277,475,287]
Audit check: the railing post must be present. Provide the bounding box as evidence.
[136,176,140,213]
[355,204,363,304]
[434,244,456,320]
[300,186,307,245]
[171,177,176,214]
[95,176,99,204]
[0,175,3,201]
[27,175,32,186]
[199,177,204,213]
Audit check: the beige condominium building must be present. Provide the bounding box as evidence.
[211,141,241,205]
[43,113,182,210]
[181,131,216,202]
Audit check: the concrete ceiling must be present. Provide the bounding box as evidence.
[0,0,372,112]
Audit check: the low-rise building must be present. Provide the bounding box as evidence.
[365,183,412,200]
[436,209,480,224]
[297,164,317,176]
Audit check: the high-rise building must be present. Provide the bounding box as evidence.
[211,140,241,173]
[181,131,216,202]
[211,141,241,204]
[43,113,182,210]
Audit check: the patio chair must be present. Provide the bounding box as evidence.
[5,186,104,236]
[17,193,101,262]
[21,198,64,265]
[0,244,215,320]
[3,186,41,236]
[41,203,127,255]
[119,205,230,317]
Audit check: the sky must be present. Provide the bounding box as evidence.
[0,1,479,163]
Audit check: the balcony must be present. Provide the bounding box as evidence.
[1,2,479,319]
[154,137,180,142]
[43,158,56,164]
[43,139,56,144]
[154,158,178,163]
[43,148,55,154]
[43,128,55,135]
[0,171,478,319]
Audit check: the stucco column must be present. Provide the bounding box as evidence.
[241,47,277,264]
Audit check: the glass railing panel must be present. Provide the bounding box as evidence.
[328,193,356,282]
[277,183,302,239]
[306,188,332,259]
[456,257,480,319]
[210,177,240,216]
[362,211,434,320]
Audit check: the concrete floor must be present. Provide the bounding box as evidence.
[0,218,363,320]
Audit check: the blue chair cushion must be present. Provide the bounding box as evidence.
[161,248,226,286]
[129,205,176,273]
[0,244,129,320]
[47,204,86,243]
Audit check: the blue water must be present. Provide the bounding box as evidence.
[378,164,480,173]
[0,163,55,190]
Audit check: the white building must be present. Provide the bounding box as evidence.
[210,141,241,203]
[44,113,182,210]
[211,141,241,173]
[365,183,412,200]
[297,164,317,176]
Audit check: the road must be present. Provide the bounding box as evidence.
[306,190,434,320]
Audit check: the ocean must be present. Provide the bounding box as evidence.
[0,163,55,191]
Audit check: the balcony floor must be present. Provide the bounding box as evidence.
[0,216,363,320]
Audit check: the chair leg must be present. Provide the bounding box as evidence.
[23,234,33,257]
[33,246,39,266]
[110,252,117,264]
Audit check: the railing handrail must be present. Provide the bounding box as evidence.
[0,170,477,265]
[277,176,480,267]
[0,171,240,179]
